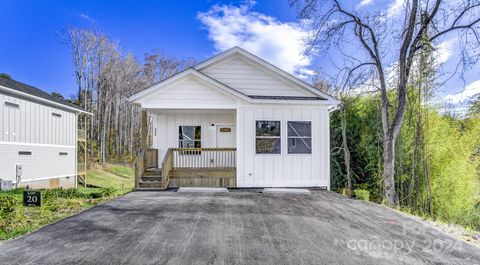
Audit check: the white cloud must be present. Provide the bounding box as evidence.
[358,0,374,7]
[444,80,480,103]
[436,38,456,64]
[80,13,95,23]
[387,0,405,16]
[197,2,313,78]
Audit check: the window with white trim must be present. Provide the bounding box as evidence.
[287,121,311,154]
[178,126,201,148]
[255,121,281,154]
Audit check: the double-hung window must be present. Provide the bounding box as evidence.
[178,126,201,148]
[287,121,311,154]
[255,121,281,154]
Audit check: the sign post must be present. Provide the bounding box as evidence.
[23,190,42,207]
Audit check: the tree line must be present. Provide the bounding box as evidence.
[291,0,480,206]
[63,28,195,163]
[293,0,480,227]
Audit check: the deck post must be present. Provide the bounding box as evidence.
[141,110,148,151]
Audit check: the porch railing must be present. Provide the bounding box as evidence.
[161,149,174,189]
[137,147,237,190]
[134,149,145,190]
[145,148,158,169]
[171,148,236,171]
[78,129,86,141]
[77,163,86,174]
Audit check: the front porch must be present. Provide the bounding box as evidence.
[135,148,236,190]
[134,109,237,190]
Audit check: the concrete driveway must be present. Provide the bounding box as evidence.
[0,190,479,265]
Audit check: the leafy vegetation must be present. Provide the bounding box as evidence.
[330,96,480,230]
[354,190,370,201]
[85,163,134,192]
[0,187,127,240]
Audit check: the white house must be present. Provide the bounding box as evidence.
[129,47,339,190]
[0,77,91,189]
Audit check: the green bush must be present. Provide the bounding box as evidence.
[0,193,26,234]
[0,193,18,217]
[99,187,116,197]
[354,189,370,201]
[43,188,83,199]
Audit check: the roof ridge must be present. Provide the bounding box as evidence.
[0,76,87,112]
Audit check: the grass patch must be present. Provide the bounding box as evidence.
[0,163,135,241]
[86,163,134,193]
[0,187,123,241]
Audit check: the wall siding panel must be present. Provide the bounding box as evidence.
[0,92,77,183]
[201,56,317,97]
[236,105,330,188]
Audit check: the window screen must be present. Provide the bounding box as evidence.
[288,121,312,154]
[256,121,281,154]
[178,126,201,148]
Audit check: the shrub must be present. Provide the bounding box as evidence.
[0,193,26,233]
[0,193,18,217]
[100,187,115,197]
[354,189,370,201]
[43,188,83,200]
[339,188,352,197]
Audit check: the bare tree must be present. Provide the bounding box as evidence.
[291,0,480,205]
[64,28,195,163]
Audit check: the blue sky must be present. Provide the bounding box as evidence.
[0,0,478,106]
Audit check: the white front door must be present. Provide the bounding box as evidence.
[216,125,236,147]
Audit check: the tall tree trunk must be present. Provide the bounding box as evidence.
[341,105,352,191]
[383,135,397,205]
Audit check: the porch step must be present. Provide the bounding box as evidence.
[139,179,163,188]
[145,168,162,176]
[141,176,162,182]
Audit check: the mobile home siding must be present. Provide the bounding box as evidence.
[0,92,77,183]
[236,105,330,188]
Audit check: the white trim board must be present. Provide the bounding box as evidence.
[0,141,76,148]
[16,174,75,184]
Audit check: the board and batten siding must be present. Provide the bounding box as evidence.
[0,92,77,183]
[155,111,236,164]
[200,56,316,97]
[236,105,330,188]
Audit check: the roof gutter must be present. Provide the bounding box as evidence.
[327,104,340,113]
[0,85,93,115]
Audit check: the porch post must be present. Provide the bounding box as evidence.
[141,109,148,150]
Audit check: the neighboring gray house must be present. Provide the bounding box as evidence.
[0,77,90,189]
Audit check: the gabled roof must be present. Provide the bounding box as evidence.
[194,47,339,104]
[129,47,340,106]
[128,68,252,103]
[0,77,91,115]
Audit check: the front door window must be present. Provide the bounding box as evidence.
[179,126,201,148]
